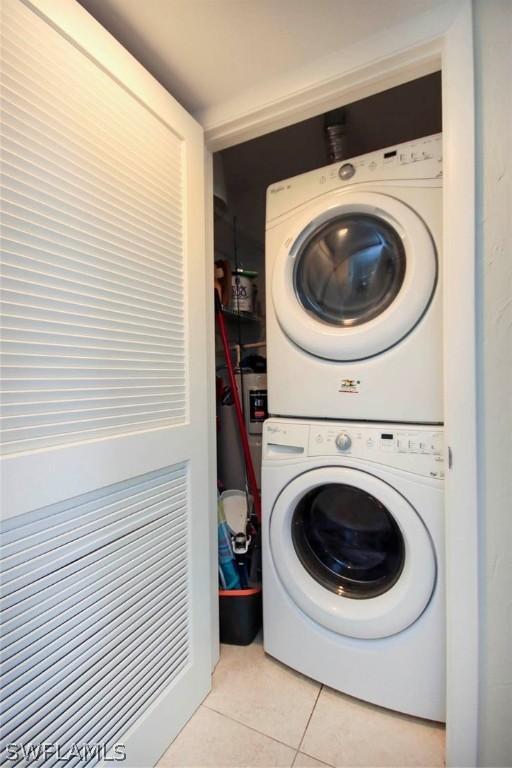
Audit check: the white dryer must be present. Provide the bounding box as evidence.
[265,134,443,423]
[262,418,445,721]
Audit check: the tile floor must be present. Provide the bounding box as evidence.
[158,636,445,768]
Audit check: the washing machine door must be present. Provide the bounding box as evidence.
[269,466,436,639]
[272,191,437,361]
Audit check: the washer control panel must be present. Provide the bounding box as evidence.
[264,420,444,479]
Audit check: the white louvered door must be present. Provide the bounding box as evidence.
[0,1,213,766]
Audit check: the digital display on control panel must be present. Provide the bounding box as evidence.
[381,433,394,439]
[383,150,397,159]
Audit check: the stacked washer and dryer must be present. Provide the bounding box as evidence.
[262,134,445,721]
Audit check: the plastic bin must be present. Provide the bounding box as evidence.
[218,587,262,645]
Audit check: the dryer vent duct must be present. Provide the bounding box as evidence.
[325,108,347,163]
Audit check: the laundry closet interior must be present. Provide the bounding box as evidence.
[213,69,446,720]
[214,71,442,478]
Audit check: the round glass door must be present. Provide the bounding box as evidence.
[272,192,438,361]
[294,214,406,327]
[291,483,405,599]
[269,466,437,639]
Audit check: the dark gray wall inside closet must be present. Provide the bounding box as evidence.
[214,70,442,341]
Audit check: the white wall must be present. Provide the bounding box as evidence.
[474,1,512,765]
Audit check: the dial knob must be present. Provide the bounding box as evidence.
[339,163,355,180]
[335,432,352,451]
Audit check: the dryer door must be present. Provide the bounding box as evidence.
[269,466,436,639]
[272,192,437,360]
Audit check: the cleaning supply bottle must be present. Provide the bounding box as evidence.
[218,498,241,590]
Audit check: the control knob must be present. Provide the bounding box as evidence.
[335,432,352,451]
[339,163,355,180]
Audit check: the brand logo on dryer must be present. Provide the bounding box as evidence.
[339,379,360,394]
[269,183,292,195]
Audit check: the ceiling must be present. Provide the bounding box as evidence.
[77,0,445,120]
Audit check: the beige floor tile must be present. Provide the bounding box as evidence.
[294,752,333,767]
[301,687,445,767]
[204,638,321,748]
[158,705,296,768]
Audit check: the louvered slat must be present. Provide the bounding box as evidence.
[0,464,190,764]
[0,0,187,455]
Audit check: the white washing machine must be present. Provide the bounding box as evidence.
[262,418,445,721]
[265,134,443,423]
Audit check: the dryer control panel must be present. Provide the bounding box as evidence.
[264,419,444,479]
[266,133,442,224]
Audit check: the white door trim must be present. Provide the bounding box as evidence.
[201,1,461,152]
[204,2,478,765]
[204,148,220,671]
[441,3,479,764]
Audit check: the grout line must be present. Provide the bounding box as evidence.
[291,749,299,767]
[296,749,335,768]
[297,684,323,753]
[201,702,300,752]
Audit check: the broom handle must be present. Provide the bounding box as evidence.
[215,291,262,522]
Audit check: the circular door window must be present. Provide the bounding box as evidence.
[270,466,436,639]
[294,214,406,327]
[272,192,438,361]
[292,483,405,599]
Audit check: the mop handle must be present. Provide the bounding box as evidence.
[215,291,262,522]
